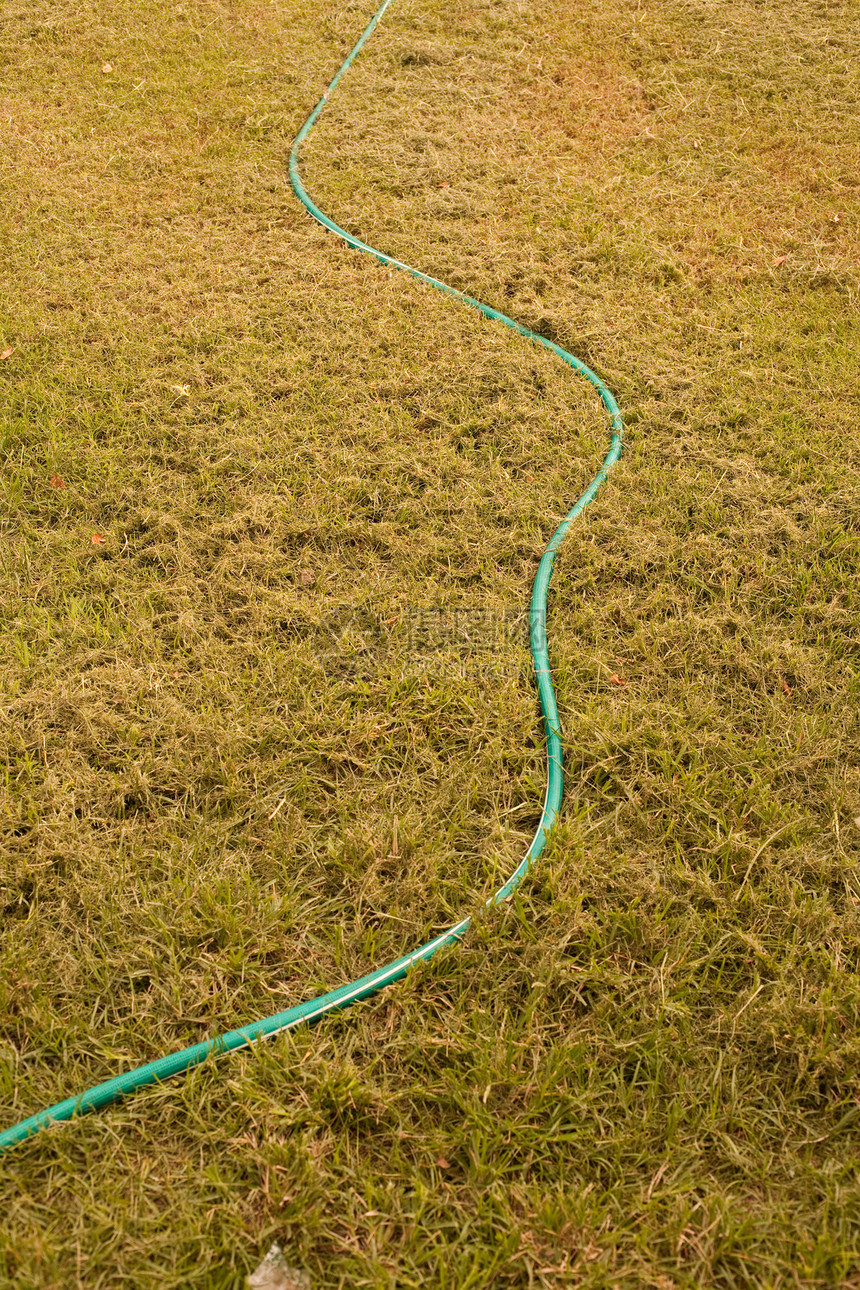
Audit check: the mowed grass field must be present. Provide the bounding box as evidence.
[1,0,859,1282]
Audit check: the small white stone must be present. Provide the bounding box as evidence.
[247,1244,310,1290]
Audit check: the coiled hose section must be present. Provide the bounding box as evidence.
[0,0,623,1156]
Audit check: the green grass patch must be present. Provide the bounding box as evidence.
[1,0,860,1283]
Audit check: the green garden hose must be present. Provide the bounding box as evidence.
[0,0,623,1156]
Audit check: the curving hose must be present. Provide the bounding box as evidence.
[0,0,623,1156]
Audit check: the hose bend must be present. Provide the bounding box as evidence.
[0,0,623,1156]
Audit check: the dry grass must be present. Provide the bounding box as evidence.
[1,0,860,1284]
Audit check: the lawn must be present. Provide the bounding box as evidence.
[1,0,859,1284]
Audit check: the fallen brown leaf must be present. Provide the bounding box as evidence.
[49,474,66,489]
[0,347,12,360]
[773,256,786,267]
[435,1155,450,1169]
[102,62,113,73]
[781,679,792,696]
[609,673,626,686]
[91,533,106,546]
